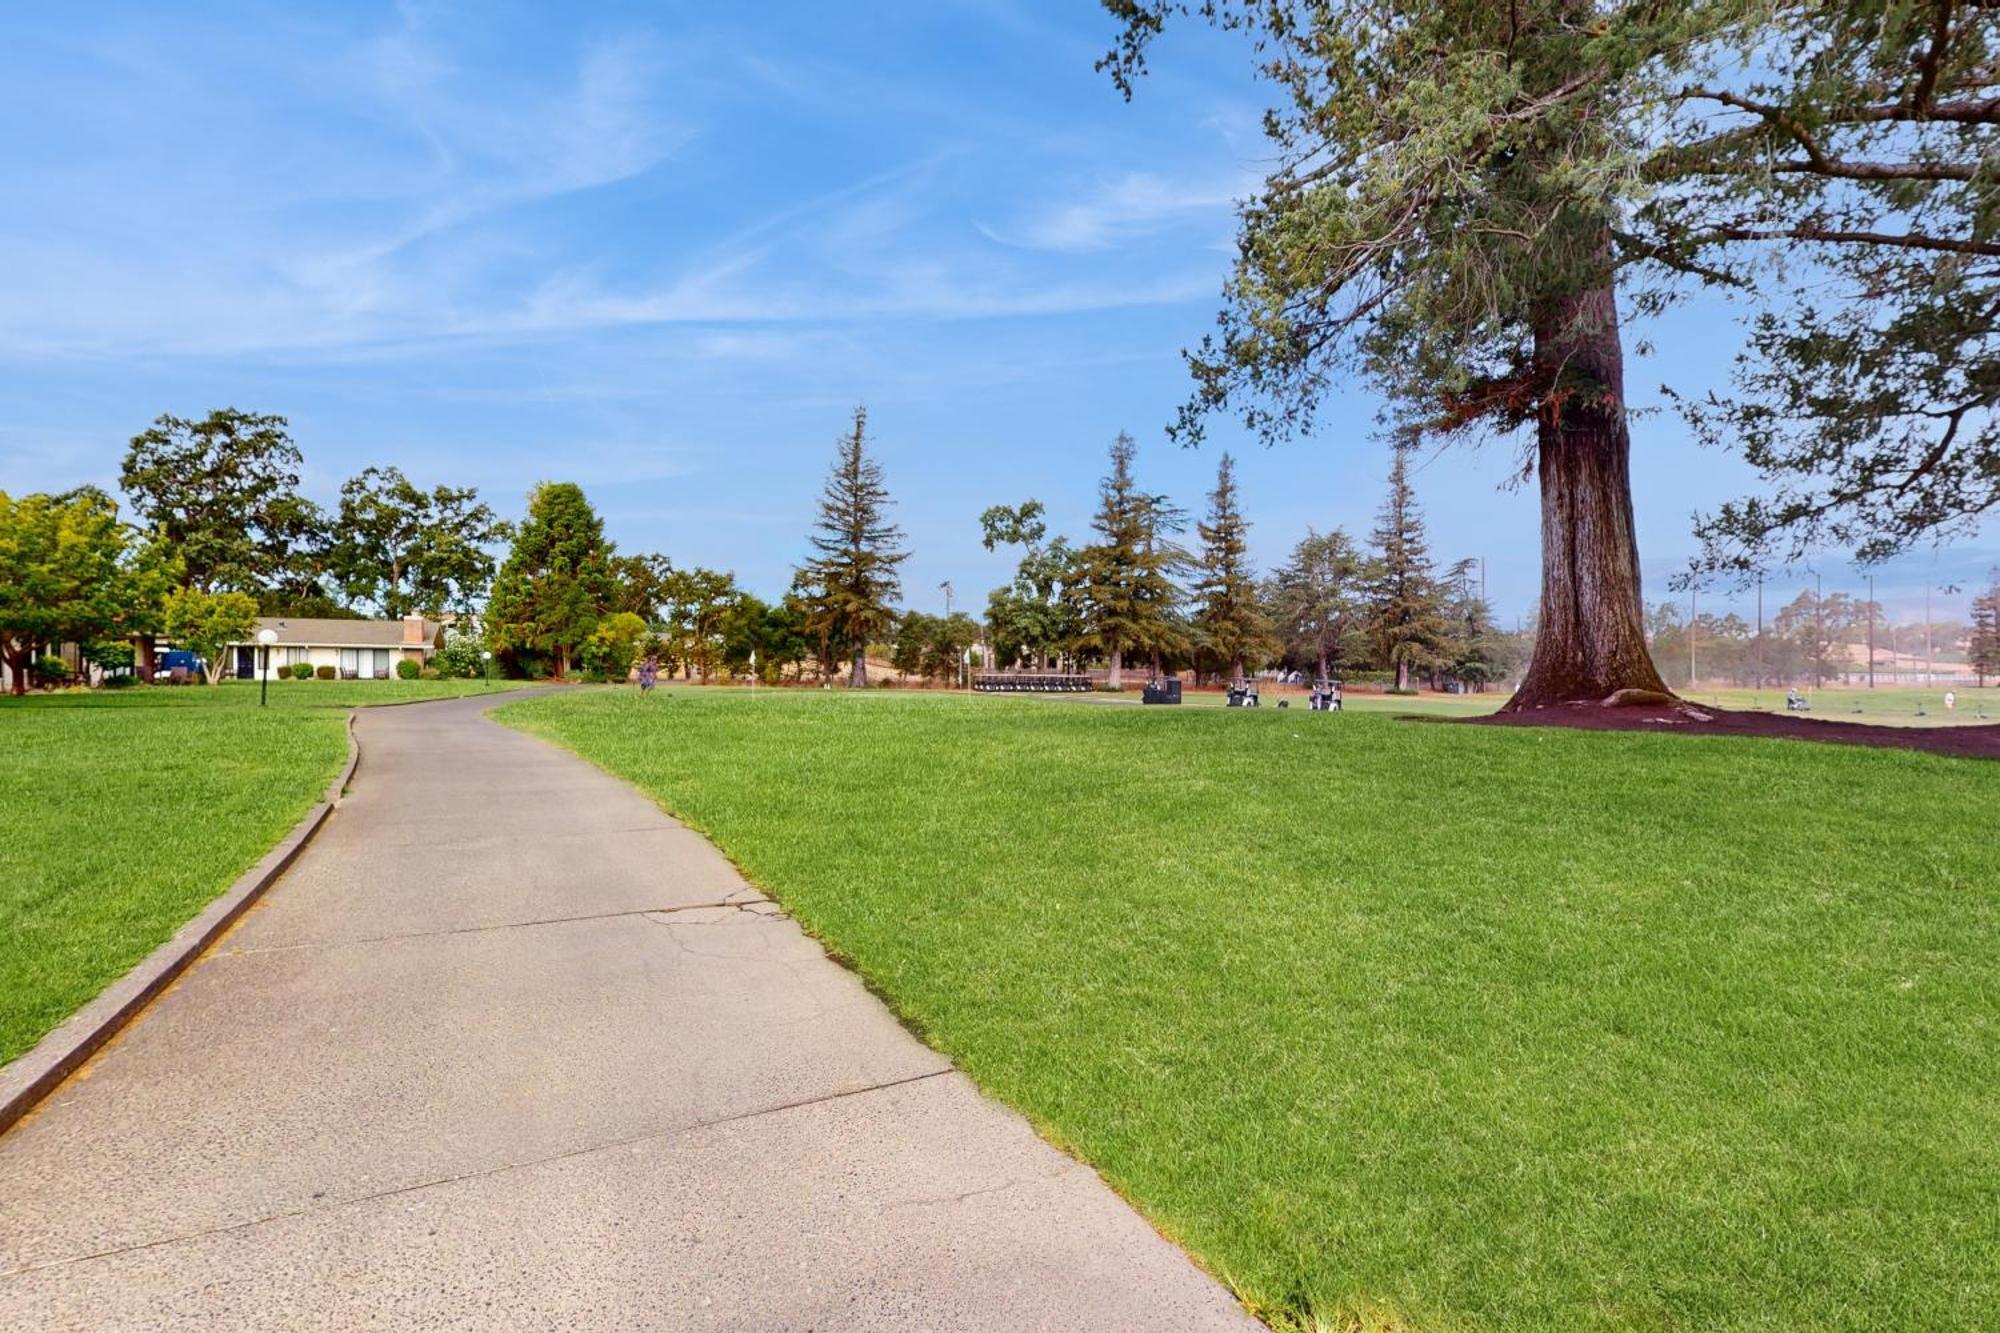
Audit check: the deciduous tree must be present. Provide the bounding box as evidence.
[331,466,506,617]
[120,409,311,594]
[161,585,260,686]
[0,488,176,694]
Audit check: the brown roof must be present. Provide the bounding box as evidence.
[241,617,441,647]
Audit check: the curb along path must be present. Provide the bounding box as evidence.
[0,693,1256,1330]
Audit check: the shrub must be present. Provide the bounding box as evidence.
[395,658,421,680]
[315,664,337,681]
[101,674,137,689]
[434,631,488,679]
[418,666,440,680]
[290,662,316,681]
[31,656,69,687]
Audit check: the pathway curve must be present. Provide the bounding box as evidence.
[0,693,1255,1330]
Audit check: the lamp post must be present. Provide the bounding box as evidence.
[481,650,493,684]
[256,627,278,707]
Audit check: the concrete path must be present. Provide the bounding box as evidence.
[0,694,1255,1331]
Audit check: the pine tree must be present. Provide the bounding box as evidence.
[1192,453,1274,680]
[1970,574,2000,687]
[1442,557,1507,690]
[1267,528,1363,683]
[797,406,908,688]
[486,481,615,678]
[1365,448,1448,691]
[1073,433,1180,688]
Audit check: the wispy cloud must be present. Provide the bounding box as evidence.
[979,170,1249,251]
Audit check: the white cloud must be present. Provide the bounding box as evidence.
[980,170,1250,251]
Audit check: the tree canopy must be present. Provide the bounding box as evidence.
[331,466,506,617]
[0,487,176,694]
[120,409,309,594]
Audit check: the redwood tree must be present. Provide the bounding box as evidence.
[1099,2,1994,707]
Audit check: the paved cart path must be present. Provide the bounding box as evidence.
[0,693,1254,1331]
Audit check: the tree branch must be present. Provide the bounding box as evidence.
[1707,225,2000,257]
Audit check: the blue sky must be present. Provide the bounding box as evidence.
[1,0,1991,626]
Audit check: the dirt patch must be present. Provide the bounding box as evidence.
[1469,700,2000,760]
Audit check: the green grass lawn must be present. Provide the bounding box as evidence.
[0,679,517,1065]
[1691,683,2000,727]
[502,689,1998,1333]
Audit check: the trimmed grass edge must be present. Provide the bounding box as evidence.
[0,711,362,1135]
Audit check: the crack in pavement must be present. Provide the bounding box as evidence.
[217,897,773,956]
[0,1068,956,1281]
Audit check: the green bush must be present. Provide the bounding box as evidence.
[315,664,337,681]
[289,662,315,681]
[101,674,137,689]
[418,665,440,680]
[395,658,421,680]
[31,656,69,687]
[434,632,488,678]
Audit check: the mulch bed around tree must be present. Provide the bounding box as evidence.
[1467,700,2000,760]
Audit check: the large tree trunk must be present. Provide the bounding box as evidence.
[1504,276,1670,711]
[1107,646,1123,690]
[1394,658,1410,691]
[850,642,867,688]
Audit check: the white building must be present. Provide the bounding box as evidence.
[224,615,444,680]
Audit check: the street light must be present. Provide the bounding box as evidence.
[256,627,278,707]
[481,649,493,683]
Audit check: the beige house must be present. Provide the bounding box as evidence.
[226,615,444,680]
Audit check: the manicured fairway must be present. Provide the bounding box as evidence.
[503,688,1999,1333]
[1694,683,1999,727]
[0,680,516,1065]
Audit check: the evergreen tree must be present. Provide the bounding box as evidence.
[486,481,615,678]
[1365,449,1449,691]
[1073,433,1180,688]
[1442,557,1508,691]
[1134,490,1191,677]
[797,406,908,688]
[1970,575,2000,686]
[1191,453,1273,680]
[1267,528,1363,683]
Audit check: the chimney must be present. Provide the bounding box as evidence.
[402,613,427,646]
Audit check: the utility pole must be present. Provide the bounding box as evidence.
[1754,574,1764,690]
[1688,584,1698,688]
[1814,568,1824,693]
[1867,573,1876,689]
[940,580,954,617]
